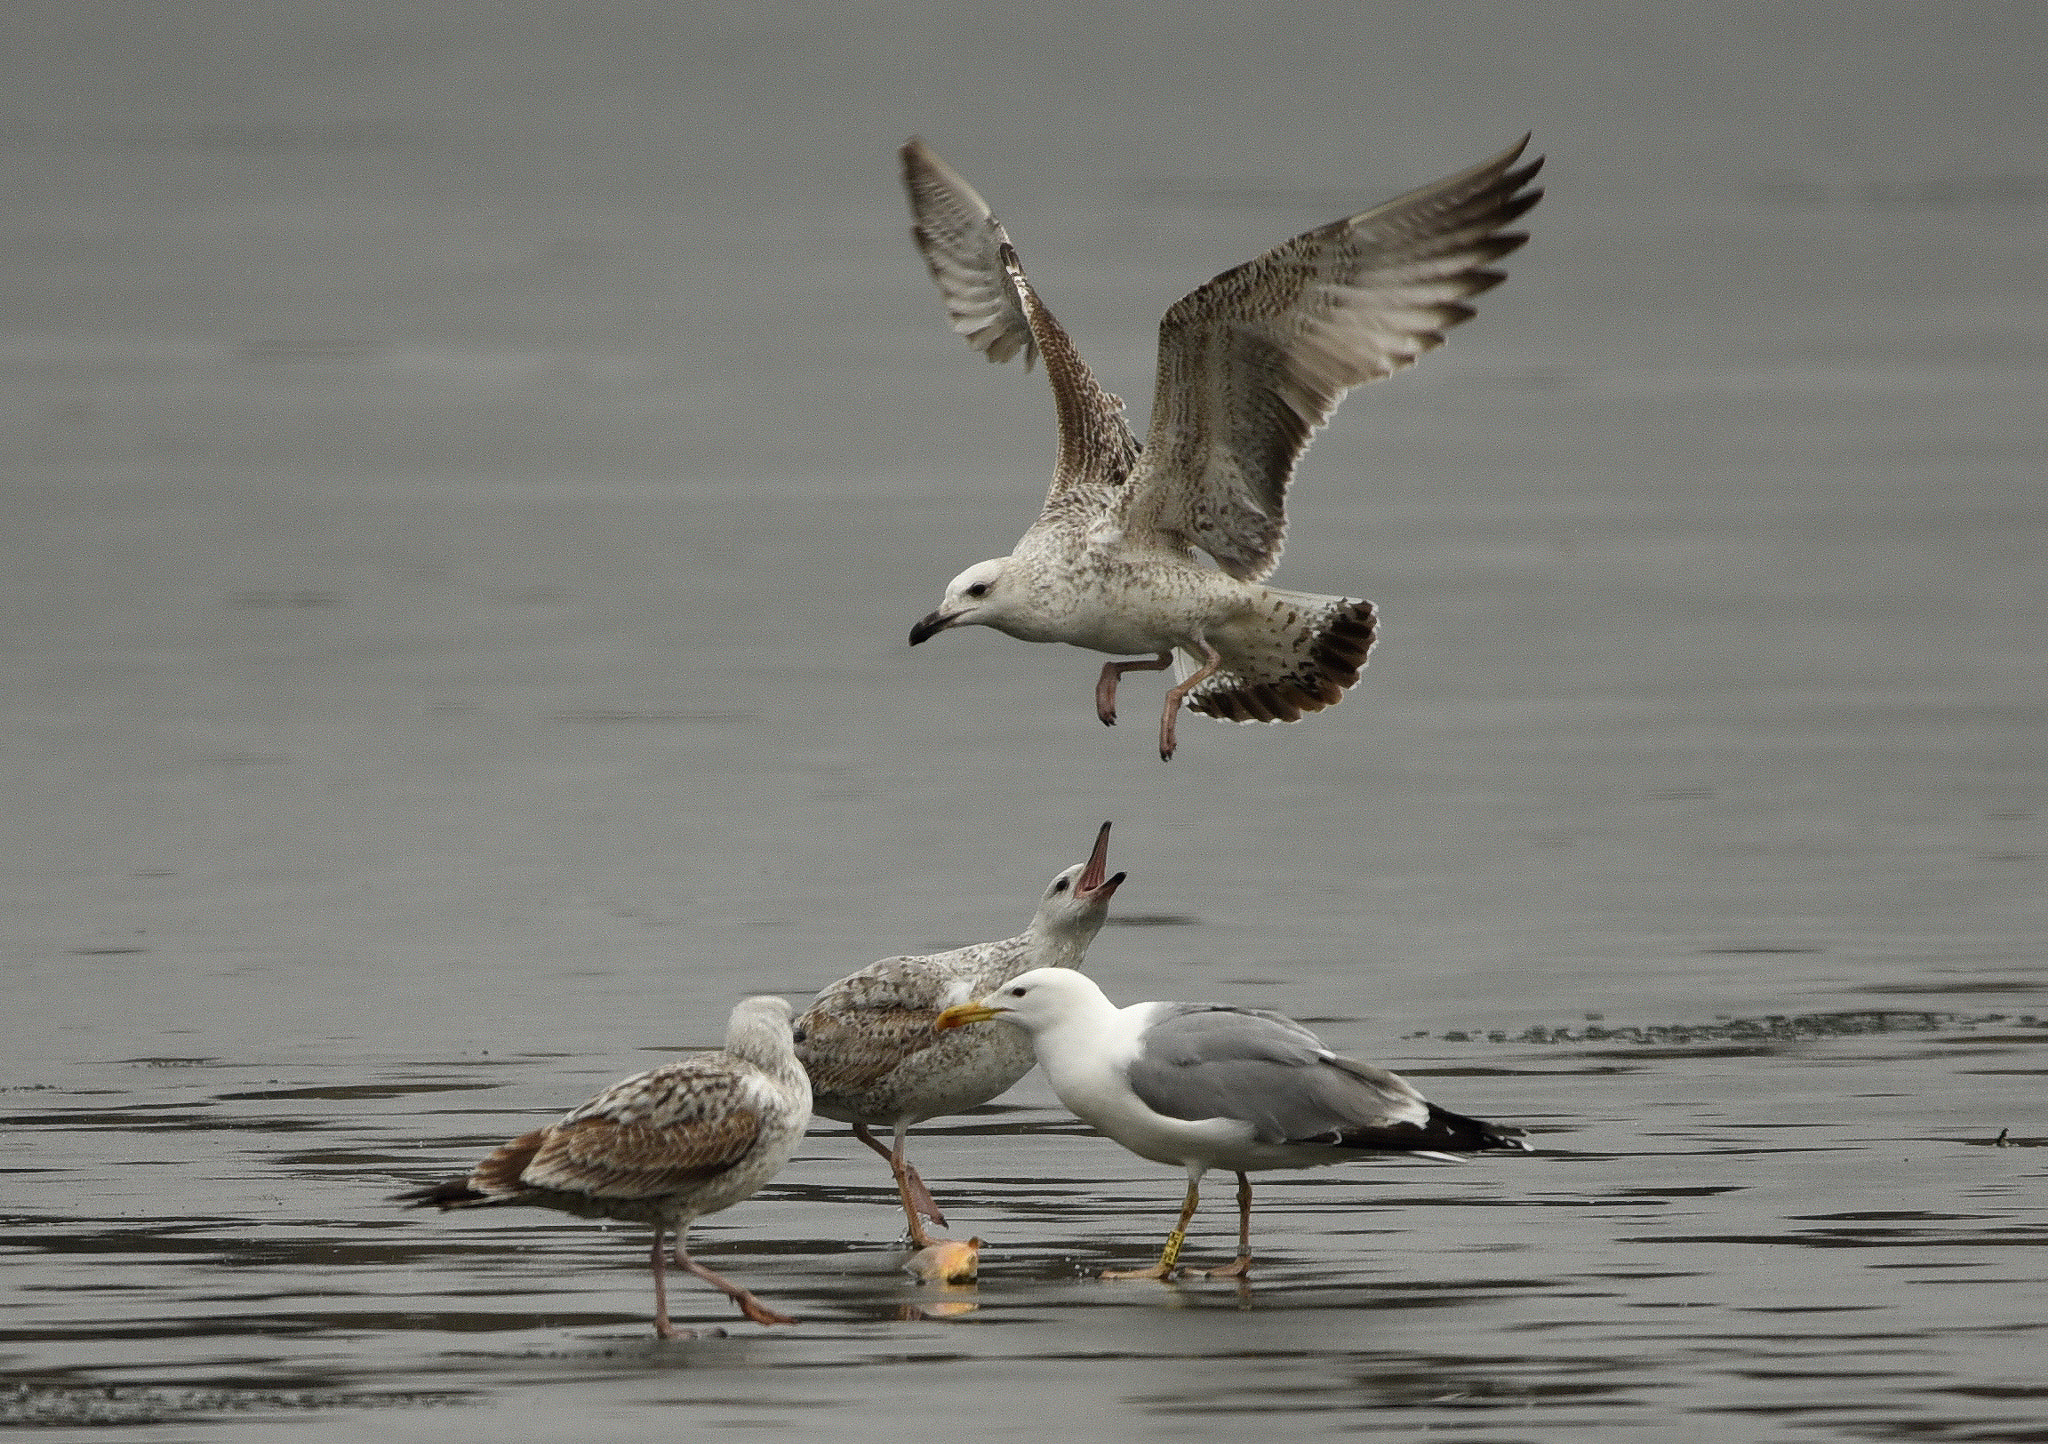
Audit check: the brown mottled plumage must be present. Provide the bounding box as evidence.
[903,136,1543,758]
[399,995,810,1339]
[795,822,1123,1246]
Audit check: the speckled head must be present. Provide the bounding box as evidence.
[1027,821,1125,958]
[723,994,800,1071]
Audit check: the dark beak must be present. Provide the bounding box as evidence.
[909,609,953,646]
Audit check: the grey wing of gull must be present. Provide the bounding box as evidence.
[1120,136,1544,581]
[901,138,1142,504]
[1122,1004,1429,1146]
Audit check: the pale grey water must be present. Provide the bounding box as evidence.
[3,3,2044,1440]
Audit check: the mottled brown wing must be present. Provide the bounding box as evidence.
[902,138,1142,502]
[513,1062,765,1201]
[796,1003,952,1096]
[464,1127,550,1200]
[514,1111,761,1199]
[903,137,1035,366]
[1121,137,1543,581]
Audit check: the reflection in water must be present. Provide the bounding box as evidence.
[6,1014,2043,1436]
[4,4,2043,1438]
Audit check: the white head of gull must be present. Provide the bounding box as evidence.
[901,135,1544,759]
[399,994,811,1338]
[795,821,1123,1247]
[936,967,1527,1279]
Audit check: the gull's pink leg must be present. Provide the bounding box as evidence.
[676,1233,799,1327]
[1188,1172,1254,1278]
[854,1121,946,1244]
[888,1126,946,1246]
[650,1227,685,1339]
[1158,639,1221,760]
[1096,652,1173,727]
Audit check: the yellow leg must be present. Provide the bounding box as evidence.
[1101,1175,1203,1281]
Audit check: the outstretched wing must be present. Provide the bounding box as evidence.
[1120,137,1544,580]
[901,138,1142,505]
[901,136,1037,368]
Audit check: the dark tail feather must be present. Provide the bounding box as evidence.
[393,1176,493,1210]
[1329,1102,1530,1155]
[1185,596,1379,724]
[394,1128,545,1208]
[1421,1101,1530,1154]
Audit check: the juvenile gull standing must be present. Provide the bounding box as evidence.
[936,968,1526,1278]
[398,995,810,1338]
[795,822,1124,1246]
[902,136,1544,758]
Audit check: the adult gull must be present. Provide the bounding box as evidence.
[796,822,1123,1246]
[902,136,1544,759]
[936,968,1526,1278]
[399,994,810,1337]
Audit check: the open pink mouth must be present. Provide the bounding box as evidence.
[1077,821,1125,901]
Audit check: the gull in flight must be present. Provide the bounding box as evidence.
[903,136,1543,759]
[399,995,810,1338]
[937,968,1526,1278]
[796,822,1123,1246]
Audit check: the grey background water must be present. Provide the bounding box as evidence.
[4,2,2043,1439]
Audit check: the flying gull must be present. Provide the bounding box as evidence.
[795,821,1124,1246]
[936,967,1526,1278]
[903,135,1544,758]
[399,994,811,1338]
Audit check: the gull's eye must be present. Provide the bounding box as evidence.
[966,582,990,598]
[791,1026,808,1045]
[1009,986,1027,997]
[1052,878,1069,892]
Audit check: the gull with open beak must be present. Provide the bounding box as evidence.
[795,823,1125,1246]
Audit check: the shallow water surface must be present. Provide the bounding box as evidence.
[4,3,2045,1441]
[7,1009,2046,1440]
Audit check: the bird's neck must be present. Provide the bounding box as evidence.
[1032,997,1131,1105]
[1022,916,1104,973]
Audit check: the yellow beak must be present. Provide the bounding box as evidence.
[934,1001,1003,1031]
